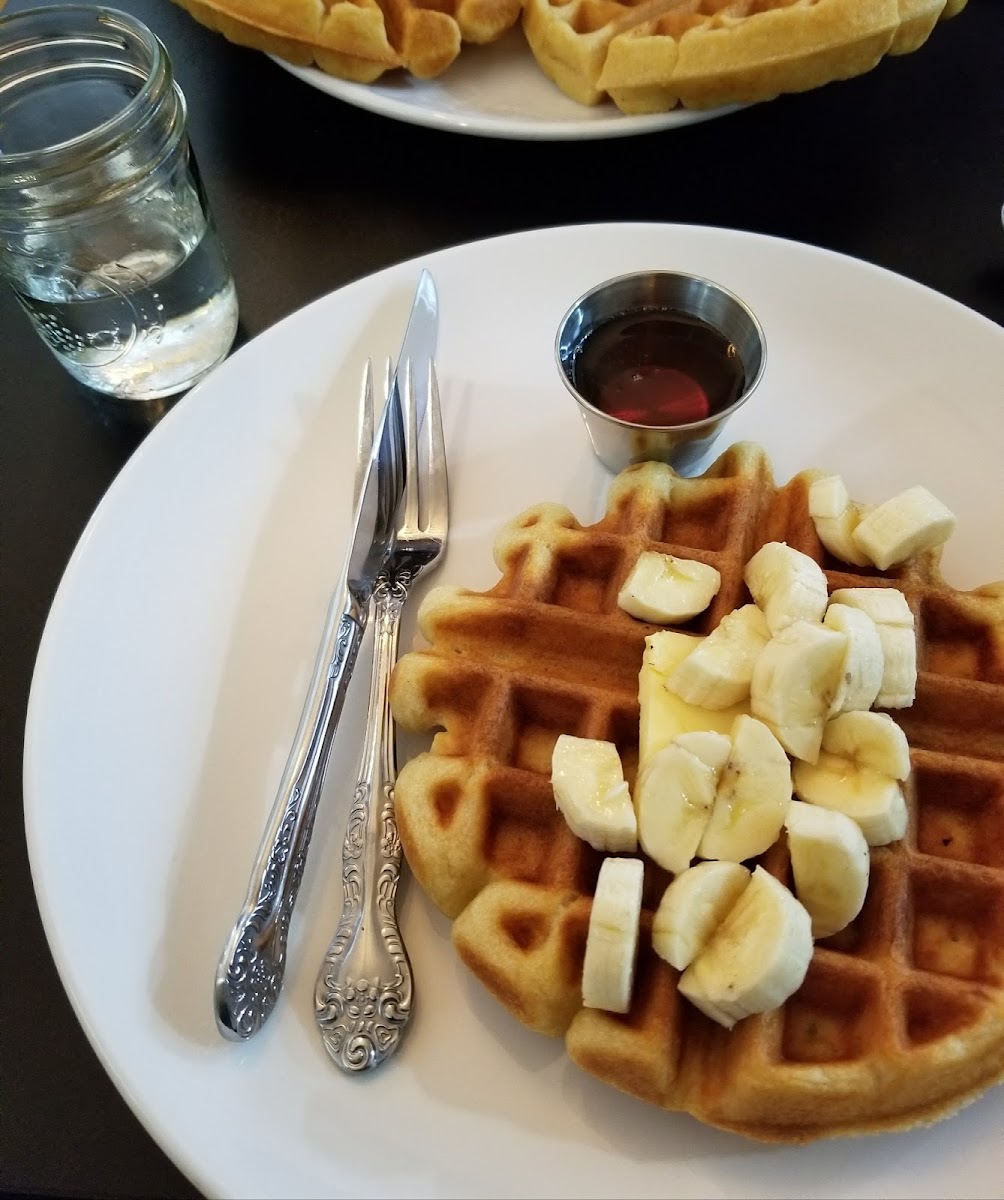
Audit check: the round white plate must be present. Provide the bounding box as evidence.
[269,30,741,139]
[24,223,1004,1200]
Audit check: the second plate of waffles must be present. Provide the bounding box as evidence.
[171,0,967,138]
[23,223,1004,1197]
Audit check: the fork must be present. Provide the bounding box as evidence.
[314,356,448,1072]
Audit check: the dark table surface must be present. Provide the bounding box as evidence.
[2,1,1001,1196]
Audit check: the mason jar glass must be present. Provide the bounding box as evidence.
[0,5,239,401]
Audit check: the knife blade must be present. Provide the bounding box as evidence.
[214,270,439,1041]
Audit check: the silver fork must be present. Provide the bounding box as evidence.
[314,357,448,1072]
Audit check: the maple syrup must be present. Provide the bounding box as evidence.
[570,310,745,427]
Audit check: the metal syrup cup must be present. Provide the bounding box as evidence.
[555,270,766,474]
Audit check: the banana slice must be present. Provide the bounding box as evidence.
[634,732,730,875]
[851,485,956,571]
[665,604,771,710]
[582,856,645,1013]
[792,753,907,846]
[807,474,872,568]
[551,735,637,852]
[829,587,917,708]
[829,586,914,628]
[750,620,849,763]
[822,601,884,714]
[638,632,745,767]
[821,710,911,780]
[651,861,751,971]
[744,541,829,635]
[697,715,792,863]
[785,800,870,938]
[618,551,722,623]
[678,866,813,1030]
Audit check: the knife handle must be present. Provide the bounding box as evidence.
[214,586,366,1041]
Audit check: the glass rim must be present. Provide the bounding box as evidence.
[0,5,174,185]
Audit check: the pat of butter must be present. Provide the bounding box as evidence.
[639,631,750,767]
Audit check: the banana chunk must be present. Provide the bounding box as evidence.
[652,861,751,972]
[744,541,829,635]
[750,620,849,763]
[638,631,747,768]
[678,866,813,1030]
[792,753,907,846]
[697,715,792,864]
[807,474,872,568]
[582,856,645,1014]
[852,485,956,570]
[829,587,917,709]
[618,551,721,623]
[634,732,730,875]
[785,800,870,939]
[552,734,637,852]
[822,710,911,780]
[665,603,771,710]
[822,602,884,715]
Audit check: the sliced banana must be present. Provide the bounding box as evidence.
[634,733,729,875]
[807,474,872,568]
[829,587,917,709]
[638,631,745,768]
[851,485,956,570]
[551,734,637,852]
[665,604,771,710]
[744,541,829,635]
[822,601,884,714]
[792,753,907,846]
[582,856,645,1013]
[678,866,813,1030]
[829,586,914,628]
[785,799,870,939]
[750,620,849,763]
[651,861,751,971]
[697,715,792,863]
[821,710,911,780]
[618,551,722,623]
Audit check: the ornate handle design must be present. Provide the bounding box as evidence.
[215,588,366,1041]
[314,574,413,1071]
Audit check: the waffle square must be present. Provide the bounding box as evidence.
[389,441,1004,1142]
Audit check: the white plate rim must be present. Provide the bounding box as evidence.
[269,48,743,140]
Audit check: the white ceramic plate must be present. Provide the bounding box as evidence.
[24,223,1004,1200]
[269,31,741,139]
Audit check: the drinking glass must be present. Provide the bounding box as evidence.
[0,5,239,401]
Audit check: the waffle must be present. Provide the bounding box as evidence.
[522,0,968,114]
[170,0,523,83]
[389,441,1004,1142]
[170,0,965,96]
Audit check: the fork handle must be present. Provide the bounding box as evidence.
[314,573,413,1071]
[214,583,367,1041]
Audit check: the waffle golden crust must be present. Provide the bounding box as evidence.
[523,0,967,114]
[170,0,965,97]
[171,0,523,82]
[389,442,1004,1143]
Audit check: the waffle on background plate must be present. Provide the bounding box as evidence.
[388,441,1004,1143]
[169,0,967,112]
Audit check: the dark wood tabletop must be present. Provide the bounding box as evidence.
[1,1,1001,1196]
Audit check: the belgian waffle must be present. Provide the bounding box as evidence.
[170,0,523,83]
[523,0,967,114]
[170,0,965,96]
[389,441,1004,1142]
